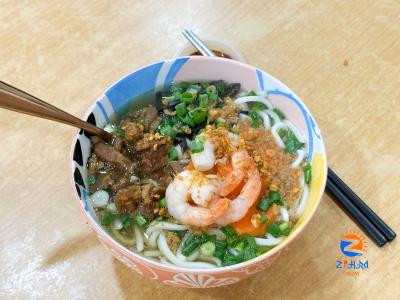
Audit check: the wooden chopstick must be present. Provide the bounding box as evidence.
[326,168,395,246]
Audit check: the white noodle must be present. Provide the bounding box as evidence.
[186,249,200,261]
[134,225,144,252]
[143,250,161,258]
[280,206,289,222]
[147,229,162,248]
[271,122,287,148]
[265,109,281,124]
[296,184,310,217]
[255,234,283,246]
[257,110,271,129]
[146,222,188,236]
[291,149,305,168]
[198,255,222,266]
[206,228,226,240]
[157,232,216,268]
[160,257,175,266]
[234,96,273,109]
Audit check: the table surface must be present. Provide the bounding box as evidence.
[1,1,399,299]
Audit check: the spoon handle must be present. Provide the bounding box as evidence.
[182,29,216,57]
[0,81,112,140]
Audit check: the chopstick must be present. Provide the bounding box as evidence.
[326,168,396,246]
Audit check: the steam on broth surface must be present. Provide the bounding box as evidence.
[87,81,311,268]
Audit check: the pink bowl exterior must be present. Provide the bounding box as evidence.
[69,56,327,288]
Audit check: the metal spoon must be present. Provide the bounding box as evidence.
[0,81,112,140]
[182,29,216,57]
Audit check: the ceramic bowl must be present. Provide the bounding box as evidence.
[70,56,327,288]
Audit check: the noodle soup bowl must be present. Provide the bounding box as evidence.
[70,56,327,288]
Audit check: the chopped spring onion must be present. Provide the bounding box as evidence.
[206,85,217,94]
[257,198,269,211]
[180,92,194,104]
[256,245,275,256]
[303,162,312,184]
[175,102,187,118]
[182,233,205,256]
[159,124,177,139]
[116,128,125,138]
[222,250,243,266]
[216,81,225,92]
[243,245,257,260]
[200,241,216,257]
[213,240,227,259]
[273,107,286,120]
[119,213,133,230]
[191,108,208,124]
[87,175,96,185]
[181,115,195,127]
[234,241,245,252]
[101,213,116,225]
[247,90,257,96]
[251,102,267,112]
[260,213,268,224]
[188,140,204,153]
[250,111,263,128]
[267,223,281,238]
[167,147,178,161]
[268,191,284,206]
[159,198,167,209]
[280,129,304,154]
[208,93,218,101]
[221,226,238,245]
[279,222,291,236]
[135,213,147,227]
[245,236,257,248]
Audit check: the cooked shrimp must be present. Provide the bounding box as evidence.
[165,170,229,226]
[219,150,255,196]
[216,171,262,225]
[191,140,215,171]
[189,171,220,207]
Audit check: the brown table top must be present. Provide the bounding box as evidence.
[1,1,399,299]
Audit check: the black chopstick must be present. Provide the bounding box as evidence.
[326,168,396,246]
[326,176,388,246]
[328,168,396,241]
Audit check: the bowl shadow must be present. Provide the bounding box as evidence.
[42,232,99,267]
